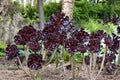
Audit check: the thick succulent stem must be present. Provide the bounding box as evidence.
[55,52,59,68]
[17,56,30,76]
[45,49,57,66]
[42,44,46,60]
[29,69,36,80]
[25,44,29,66]
[60,46,66,72]
[71,55,75,79]
[95,46,107,80]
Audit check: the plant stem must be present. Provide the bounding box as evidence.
[55,52,59,68]
[95,46,107,80]
[29,69,36,80]
[71,55,75,79]
[89,53,93,80]
[61,46,66,73]
[45,49,57,66]
[41,44,46,60]
[17,56,30,76]
[25,44,29,66]
[91,53,97,80]
[93,53,97,70]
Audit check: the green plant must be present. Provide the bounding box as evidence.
[35,77,42,80]
[21,2,62,23]
[0,40,7,56]
[73,0,119,22]
[44,2,62,21]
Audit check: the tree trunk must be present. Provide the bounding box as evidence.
[62,0,75,19]
[24,0,27,7]
[38,0,45,30]
[31,0,34,6]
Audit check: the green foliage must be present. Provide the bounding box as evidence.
[74,52,83,63]
[0,41,7,56]
[80,18,118,35]
[44,2,62,21]
[21,4,39,23]
[80,18,103,32]
[73,0,119,22]
[21,2,62,23]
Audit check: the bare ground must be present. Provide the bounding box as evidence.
[0,57,120,80]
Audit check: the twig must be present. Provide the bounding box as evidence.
[45,49,57,66]
[17,56,30,76]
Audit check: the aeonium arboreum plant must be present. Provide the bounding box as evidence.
[5,13,120,80]
[5,25,45,80]
[5,13,75,79]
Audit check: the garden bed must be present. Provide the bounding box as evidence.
[0,57,120,80]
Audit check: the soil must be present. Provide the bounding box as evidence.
[0,57,120,80]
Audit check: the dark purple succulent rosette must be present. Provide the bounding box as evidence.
[43,33,60,51]
[49,13,74,33]
[102,17,109,25]
[77,44,87,53]
[5,45,19,60]
[67,28,90,54]
[111,14,119,25]
[14,25,42,45]
[104,35,113,47]
[72,28,89,43]
[27,54,45,70]
[105,35,120,52]
[108,37,119,52]
[88,30,106,53]
[88,39,101,53]
[105,64,117,74]
[64,38,78,54]
[106,66,113,74]
[106,53,116,62]
[28,41,42,52]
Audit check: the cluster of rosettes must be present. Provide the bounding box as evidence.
[27,54,45,70]
[5,25,44,68]
[5,13,120,71]
[43,13,74,51]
